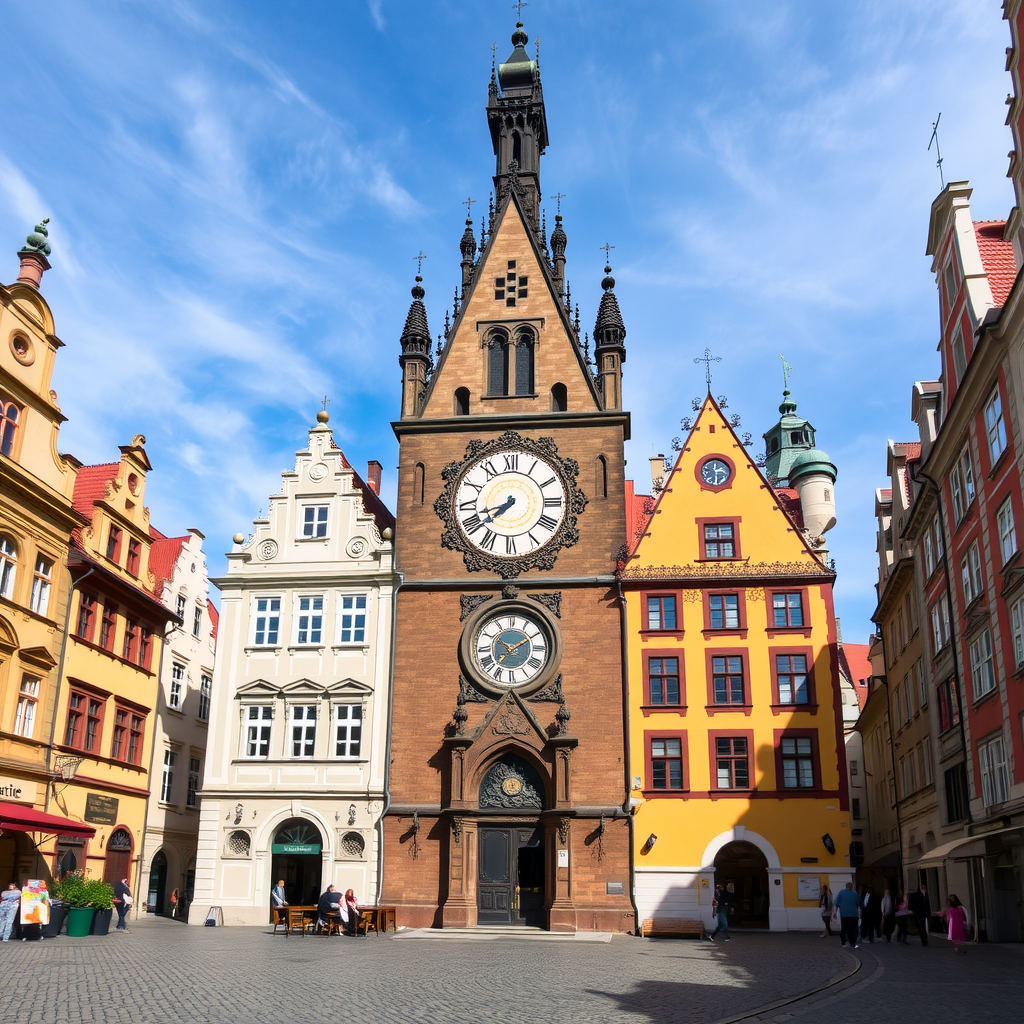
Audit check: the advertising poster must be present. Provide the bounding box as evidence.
[20,880,50,925]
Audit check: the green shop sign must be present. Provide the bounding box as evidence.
[271,843,320,855]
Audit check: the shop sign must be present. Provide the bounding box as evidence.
[0,778,36,803]
[797,876,822,901]
[271,843,320,854]
[84,793,119,825]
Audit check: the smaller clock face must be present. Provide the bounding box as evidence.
[701,458,732,486]
[473,610,550,689]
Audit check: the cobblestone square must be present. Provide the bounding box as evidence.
[1,920,1021,1024]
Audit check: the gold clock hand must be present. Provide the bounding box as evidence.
[498,636,531,661]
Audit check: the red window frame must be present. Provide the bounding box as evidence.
[937,678,960,732]
[126,538,141,576]
[111,707,129,760]
[106,525,123,563]
[84,696,104,753]
[642,590,683,634]
[99,602,117,652]
[75,593,97,642]
[643,730,689,794]
[642,651,685,711]
[64,692,85,748]
[769,646,817,712]
[140,627,154,671]
[766,587,812,637]
[697,518,742,560]
[704,648,750,712]
[122,619,140,663]
[127,713,145,765]
[708,729,755,794]
[703,588,747,636]
[773,728,821,792]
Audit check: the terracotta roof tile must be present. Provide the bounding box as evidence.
[208,602,219,643]
[841,642,873,710]
[624,481,656,554]
[891,442,921,458]
[774,487,804,531]
[148,534,188,599]
[974,221,1018,307]
[71,463,119,520]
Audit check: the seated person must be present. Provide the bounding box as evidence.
[343,889,361,936]
[316,885,347,929]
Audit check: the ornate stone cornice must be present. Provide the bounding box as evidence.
[620,559,834,582]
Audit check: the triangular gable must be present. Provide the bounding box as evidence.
[473,688,548,745]
[324,678,374,697]
[627,395,832,577]
[279,677,327,697]
[421,188,602,416]
[234,678,280,698]
[19,646,58,671]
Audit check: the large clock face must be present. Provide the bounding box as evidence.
[472,609,550,689]
[455,450,567,557]
[700,458,732,486]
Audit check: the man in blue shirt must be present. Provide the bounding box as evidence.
[833,881,861,948]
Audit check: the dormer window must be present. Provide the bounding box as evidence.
[126,539,141,576]
[301,505,329,539]
[106,526,123,563]
[790,430,806,444]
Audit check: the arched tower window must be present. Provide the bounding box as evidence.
[413,462,425,506]
[0,536,16,600]
[514,328,535,395]
[487,331,510,396]
[0,395,20,458]
[512,131,522,166]
[454,387,470,416]
[551,383,567,412]
[595,455,608,499]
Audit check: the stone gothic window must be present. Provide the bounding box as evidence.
[487,331,510,395]
[514,329,534,395]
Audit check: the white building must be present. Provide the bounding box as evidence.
[190,414,396,925]
[139,529,219,921]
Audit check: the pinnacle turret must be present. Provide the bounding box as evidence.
[594,265,626,355]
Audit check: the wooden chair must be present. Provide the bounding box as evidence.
[320,913,343,937]
[272,907,288,935]
[286,907,311,937]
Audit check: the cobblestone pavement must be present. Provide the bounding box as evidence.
[0,920,1020,1024]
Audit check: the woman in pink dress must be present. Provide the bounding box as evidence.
[944,894,968,954]
[343,889,362,936]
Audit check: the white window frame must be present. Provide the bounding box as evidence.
[961,541,983,604]
[243,705,273,758]
[931,600,951,652]
[29,555,52,616]
[14,675,40,738]
[978,733,1009,807]
[338,594,368,645]
[252,596,281,647]
[295,595,324,646]
[192,605,203,638]
[334,703,363,759]
[290,704,317,758]
[984,388,1007,463]
[969,628,996,701]
[997,498,1017,565]
[300,504,329,539]
[923,530,935,577]
[0,537,16,600]
[176,593,187,620]
[950,447,975,523]
[161,749,176,803]
[951,328,966,384]
[1011,595,1024,669]
[199,675,212,721]
[169,663,185,710]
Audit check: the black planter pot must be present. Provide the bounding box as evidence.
[43,903,68,937]
[89,908,113,936]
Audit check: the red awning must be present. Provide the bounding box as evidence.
[0,802,96,839]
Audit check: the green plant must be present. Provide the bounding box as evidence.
[85,878,114,911]
[53,871,90,908]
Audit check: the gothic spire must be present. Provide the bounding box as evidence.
[593,262,627,410]
[399,275,432,363]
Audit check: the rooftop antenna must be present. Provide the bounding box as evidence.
[694,347,721,391]
[780,354,793,392]
[928,113,945,189]
[413,250,427,276]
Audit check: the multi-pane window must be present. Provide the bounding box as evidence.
[923,530,935,576]
[851,798,862,819]
[127,714,144,764]
[915,660,927,708]
[100,603,117,651]
[997,499,1017,565]
[780,737,815,788]
[648,657,680,705]
[1011,595,1024,669]
[951,329,966,384]
[29,556,52,616]
[187,757,201,808]
[715,736,749,789]
[937,679,961,732]
[969,629,996,700]
[126,539,141,576]
[645,595,677,631]
[253,598,280,646]
[984,389,1007,463]
[978,733,1010,807]
[950,447,975,522]
[199,675,212,721]
[176,594,187,620]
[290,705,317,757]
[106,525,122,562]
[339,595,367,642]
[944,763,968,823]
[960,542,983,604]
[334,704,362,758]
[712,655,745,705]
[296,596,323,645]
[0,537,16,599]
[944,260,957,308]
[169,663,184,710]
[776,654,809,704]
[650,737,683,790]
[0,397,19,457]
[122,619,140,663]
[14,676,39,738]
[111,708,128,760]
[139,627,152,670]
[302,505,329,538]
[930,599,951,652]
[245,706,272,758]
[703,523,735,558]
[772,592,804,627]
[193,606,203,638]
[709,594,740,629]
[161,750,175,802]
[65,694,84,747]
[84,698,102,752]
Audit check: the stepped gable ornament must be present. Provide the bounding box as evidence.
[460,594,494,622]
[435,430,588,578]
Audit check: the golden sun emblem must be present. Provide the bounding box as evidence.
[501,777,523,796]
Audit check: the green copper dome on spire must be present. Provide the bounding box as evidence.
[762,388,820,485]
[20,217,51,257]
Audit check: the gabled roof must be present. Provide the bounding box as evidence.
[839,642,873,710]
[973,220,1017,306]
[773,487,804,530]
[347,461,395,535]
[624,480,656,554]
[148,533,188,599]
[71,463,118,520]
[208,601,219,642]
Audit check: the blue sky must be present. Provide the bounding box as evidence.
[0,0,1016,637]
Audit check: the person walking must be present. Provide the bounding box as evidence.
[943,895,968,954]
[881,888,895,942]
[819,885,833,937]
[861,885,881,942]
[0,883,19,942]
[908,881,931,946]
[894,892,910,943]
[833,881,861,948]
[271,879,288,908]
[112,877,132,932]
[707,884,730,942]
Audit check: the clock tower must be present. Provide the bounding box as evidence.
[382,19,634,932]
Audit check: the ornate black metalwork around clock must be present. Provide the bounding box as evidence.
[434,430,588,578]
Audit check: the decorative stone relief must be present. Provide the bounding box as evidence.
[459,594,493,622]
[346,537,368,558]
[309,462,330,482]
[257,539,278,561]
[527,592,562,618]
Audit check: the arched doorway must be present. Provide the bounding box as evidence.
[477,754,546,927]
[270,818,323,908]
[147,850,168,915]
[714,841,770,928]
[103,828,133,887]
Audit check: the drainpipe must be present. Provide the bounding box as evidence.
[376,566,403,905]
[616,578,641,935]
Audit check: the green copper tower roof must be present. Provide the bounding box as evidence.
[762,389,823,485]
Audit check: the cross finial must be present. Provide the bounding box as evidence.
[779,354,794,392]
[321,395,330,412]
[462,196,476,217]
[928,113,945,189]
[413,250,427,276]
[600,242,615,263]
[550,192,566,215]
[694,347,722,390]
[513,0,527,20]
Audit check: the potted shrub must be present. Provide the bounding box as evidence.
[44,877,70,937]
[87,878,114,935]
[59,872,95,937]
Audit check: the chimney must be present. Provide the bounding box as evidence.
[649,454,665,491]
[16,218,52,289]
[366,460,382,495]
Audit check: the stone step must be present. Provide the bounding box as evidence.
[393,926,613,943]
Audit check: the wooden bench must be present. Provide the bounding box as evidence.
[641,917,705,939]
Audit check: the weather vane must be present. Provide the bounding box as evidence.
[321,395,331,412]
[413,250,427,275]
[694,347,722,390]
[600,242,615,263]
[550,192,566,215]
[928,113,945,189]
[780,354,793,391]
[513,0,528,19]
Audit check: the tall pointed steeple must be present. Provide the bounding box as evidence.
[399,275,432,418]
[593,263,627,411]
[487,19,548,231]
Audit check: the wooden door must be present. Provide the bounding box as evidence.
[478,828,514,924]
[103,828,133,886]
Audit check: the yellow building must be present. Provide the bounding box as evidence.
[1,224,96,883]
[45,437,176,890]
[622,392,852,932]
